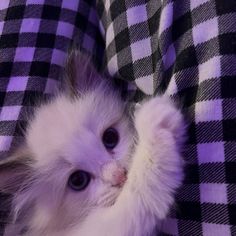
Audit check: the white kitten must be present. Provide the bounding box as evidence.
[0,50,185,236]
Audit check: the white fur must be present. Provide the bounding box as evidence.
[65,95,185,236]
[2,81,185,236]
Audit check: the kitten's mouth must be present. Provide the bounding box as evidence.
[97,187,122,207]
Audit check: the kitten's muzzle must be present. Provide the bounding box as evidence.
[102,161,127,187]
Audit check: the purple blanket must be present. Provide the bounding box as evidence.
[0,0,235,235]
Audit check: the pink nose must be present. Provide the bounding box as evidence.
[112,167,127,186]
[102,162,127,186]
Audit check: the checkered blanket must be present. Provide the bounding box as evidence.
[0,0,236,235]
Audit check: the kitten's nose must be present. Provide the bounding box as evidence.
[102,162,127,187]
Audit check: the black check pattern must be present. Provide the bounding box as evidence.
[0,0,104,234]
[97,0,236,235]
[0,0,236,235]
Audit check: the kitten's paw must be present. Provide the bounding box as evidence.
[133,96,185,219]
[135,95,185,144]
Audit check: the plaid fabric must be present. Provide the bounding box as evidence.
[0,0,236,235]
[98,0,236,235]
[0,0,104,155]
[0,0,104,234]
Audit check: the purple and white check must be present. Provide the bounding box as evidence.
[0,0,236,235]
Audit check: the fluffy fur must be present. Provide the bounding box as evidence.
[0,51,185,236]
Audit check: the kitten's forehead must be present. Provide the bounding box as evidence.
[26,87,126,167]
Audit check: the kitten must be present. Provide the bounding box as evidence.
[0,50,185,236]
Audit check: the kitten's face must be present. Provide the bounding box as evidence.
[0,51,134,233]
[23,84,134,231]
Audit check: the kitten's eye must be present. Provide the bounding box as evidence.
[68,170,91,191]
[102,128,119,149]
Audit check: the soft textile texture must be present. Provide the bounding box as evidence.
[0,0,235,235]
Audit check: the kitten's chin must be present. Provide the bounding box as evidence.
[97,186,122,207]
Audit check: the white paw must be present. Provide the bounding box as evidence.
[133,96,185,219]
[135,95,185,145]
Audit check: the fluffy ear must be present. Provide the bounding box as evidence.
[0,147,34,193]
[64,49,103,96]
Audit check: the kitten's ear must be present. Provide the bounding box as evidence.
[0,147,34,193]
[64,49,102,96]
